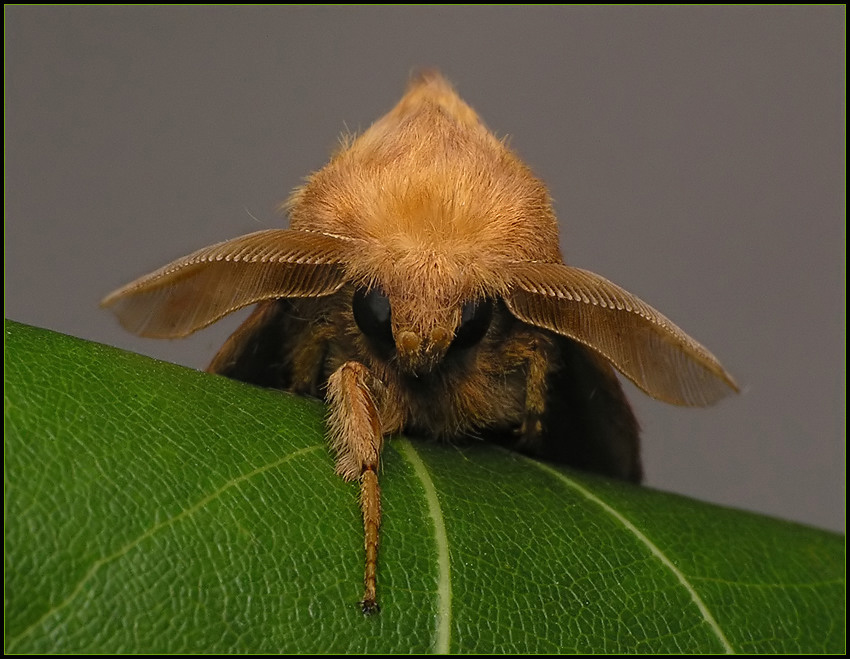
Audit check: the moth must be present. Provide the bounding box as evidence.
[102,71,738,614]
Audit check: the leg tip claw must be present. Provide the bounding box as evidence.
[360,598,380,616]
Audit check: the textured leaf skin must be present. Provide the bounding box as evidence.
[4,320,844,653]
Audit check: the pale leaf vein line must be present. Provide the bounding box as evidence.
[397,439,451,655]
[9,444,325,650]
[526,458,735,655]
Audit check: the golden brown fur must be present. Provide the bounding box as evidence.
[288,73,561,340]
[102,71,737,614]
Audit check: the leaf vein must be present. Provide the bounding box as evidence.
[7,444,325,651]
[522,458,736,655]
[690,576,845,589]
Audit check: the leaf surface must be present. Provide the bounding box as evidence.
[4,320,844,653]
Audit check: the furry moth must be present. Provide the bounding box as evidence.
[102,71,738,614]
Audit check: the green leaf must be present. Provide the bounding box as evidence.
[4,319,844,654]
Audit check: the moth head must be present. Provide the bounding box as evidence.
[352,288,495,376]
[283,73,563,374]
[350,247,497,375]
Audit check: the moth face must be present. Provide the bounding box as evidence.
[351,285,493,375]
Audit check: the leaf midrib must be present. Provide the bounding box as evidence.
[397,439,452,655]
[392,439,737,654]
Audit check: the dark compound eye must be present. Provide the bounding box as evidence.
[452,298,493,349]
[352,287,395,351]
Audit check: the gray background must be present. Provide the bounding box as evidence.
[6,7,844,532]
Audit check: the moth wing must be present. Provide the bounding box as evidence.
[537,337,643,482]
[101,229,349,338]
[505,262,738,407]
[204,299,297,388]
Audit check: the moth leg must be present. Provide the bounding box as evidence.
[518,336,549,447]
[289,321,335,398]
[326,361,384,615]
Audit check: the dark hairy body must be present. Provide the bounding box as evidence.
[210,295,642,483]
